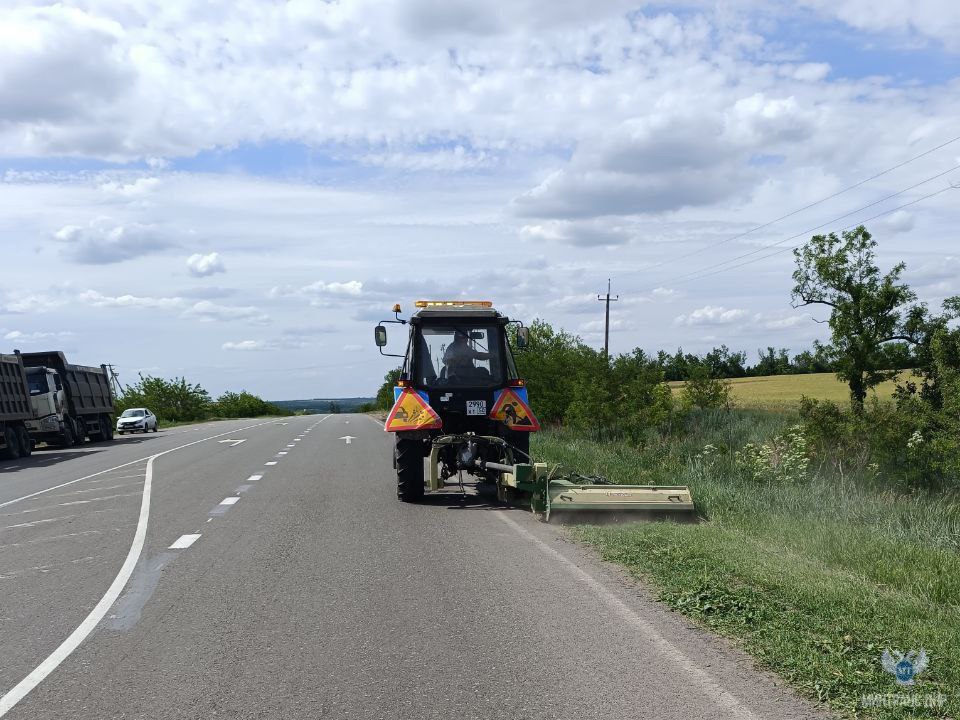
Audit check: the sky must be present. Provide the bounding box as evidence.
[1,0,958,400]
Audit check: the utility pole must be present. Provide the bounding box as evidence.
[597,278,619,359]
[106,364,125,398]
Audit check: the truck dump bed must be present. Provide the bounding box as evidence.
[18,351,114,417]
[0,353,32,422]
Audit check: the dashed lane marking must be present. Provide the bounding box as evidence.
[264,461,277,466]
[246,474,263,482]
[0,416,324,718]
[168,534,201,550]
[219,497,240,506]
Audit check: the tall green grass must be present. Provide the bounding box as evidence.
[533,411,960,719]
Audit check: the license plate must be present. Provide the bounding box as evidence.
[466,400,487,416]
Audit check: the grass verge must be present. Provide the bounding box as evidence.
[533,415,959,719]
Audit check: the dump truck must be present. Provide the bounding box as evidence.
[0,352,34,459]
[19,351,115,447]
[374,300,694,520]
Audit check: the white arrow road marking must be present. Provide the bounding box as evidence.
[169,534,201,550]
[217,439,247,447]
[339,435,357,445]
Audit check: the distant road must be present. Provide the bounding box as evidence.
[0,415,823,719]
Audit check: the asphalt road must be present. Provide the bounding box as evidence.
[0,414,824,719]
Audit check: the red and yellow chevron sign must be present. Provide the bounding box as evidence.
[489,388,540,431]
[385,388,442,432]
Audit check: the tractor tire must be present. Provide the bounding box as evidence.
[507,430,530,463]
[3,427,21,460]
[17,426,32,457]
[395,438,424,502]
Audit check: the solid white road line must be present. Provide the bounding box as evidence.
[246,474,263,482]
[493,512,760,720]
[264,461,277,466]
[0,416,325,718]
[168,534,201,550]
[219,497,240,506]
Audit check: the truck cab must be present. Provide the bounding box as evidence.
[24,366,67,437]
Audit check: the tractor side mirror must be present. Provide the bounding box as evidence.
[374,325,388,347]
[516,326,530,349]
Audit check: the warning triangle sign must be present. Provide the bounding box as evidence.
[489,388,540,431]
[385,388,442,432]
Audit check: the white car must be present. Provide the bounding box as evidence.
[116,408,159,434]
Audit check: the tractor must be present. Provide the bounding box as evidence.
[375,300,694,521]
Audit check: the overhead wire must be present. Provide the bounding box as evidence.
[633,132,960,274]
[636,163,960,289]
[638,183,957,291]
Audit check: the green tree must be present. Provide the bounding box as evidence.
[680,364,731,410]
[116,375,211,422]
[511,319,585,424]
[792,226,923,412]
[214,391,282,418]
[375,368,402,410]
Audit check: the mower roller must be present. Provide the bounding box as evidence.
[374,300,695,521]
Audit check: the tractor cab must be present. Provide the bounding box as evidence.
[375,301,536,500]
[405,302,524,435]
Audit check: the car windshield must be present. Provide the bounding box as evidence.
[415,324,504,388]
[121,409,145,418]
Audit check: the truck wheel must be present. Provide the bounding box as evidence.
[61,422,75,448]
[16,426,32,457]
[73,418,86,444]
[3,427,22,460]
[100,415,114,441]
[395,438,424,502]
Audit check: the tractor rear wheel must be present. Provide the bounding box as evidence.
[395,438,424,502]
[507,430,530,463]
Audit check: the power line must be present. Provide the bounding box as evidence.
[631,131,960,275]
[641,163,960,288]
[640,184,957,291]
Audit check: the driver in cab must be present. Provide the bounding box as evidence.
[443,331,491,376]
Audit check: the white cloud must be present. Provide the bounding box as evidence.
[222,340,267,351]
[3,329,74,343]
[652,287,680,299]
[877,210,915,234]
[270,280,364,305]
[186,252,226,277]
[674,305,748,326]
[97,176,161,198]
[1,1,958,397]
[521,220,634,247]
[185,301,269,324]
[54,218,172,264]
[78,289,184,310]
